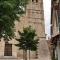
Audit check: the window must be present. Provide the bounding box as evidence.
[36,0,38,2]
[32,0,38,2]
[32,0,34,2]
[4,43,12,56]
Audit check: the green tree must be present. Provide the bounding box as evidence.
[0,0,28,41]
[15,26,39,60]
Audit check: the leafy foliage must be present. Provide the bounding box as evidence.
[15,26,39,51]
[0,0,28,41]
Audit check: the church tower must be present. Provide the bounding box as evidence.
[15,0,51,60]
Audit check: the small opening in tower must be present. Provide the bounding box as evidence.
[32,0,34,2]
[36,0,38,2]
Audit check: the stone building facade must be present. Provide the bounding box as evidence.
[51,0,60,60]
[0,0,51,60]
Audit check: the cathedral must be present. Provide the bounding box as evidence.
[0,0,51,60]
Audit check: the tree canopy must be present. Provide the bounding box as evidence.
[0,0,28,41]
[16,26,39,51]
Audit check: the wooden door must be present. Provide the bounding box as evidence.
[4,44,12,56]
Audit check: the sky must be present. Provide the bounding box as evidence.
[43,0,51,39]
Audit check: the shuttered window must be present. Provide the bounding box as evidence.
[4,44,12,56]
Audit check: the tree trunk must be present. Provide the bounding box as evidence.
[29,50,30,60]
[24,49,27,60]
[23,49,24,60]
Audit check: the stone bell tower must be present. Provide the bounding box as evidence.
[15,0,51,60]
